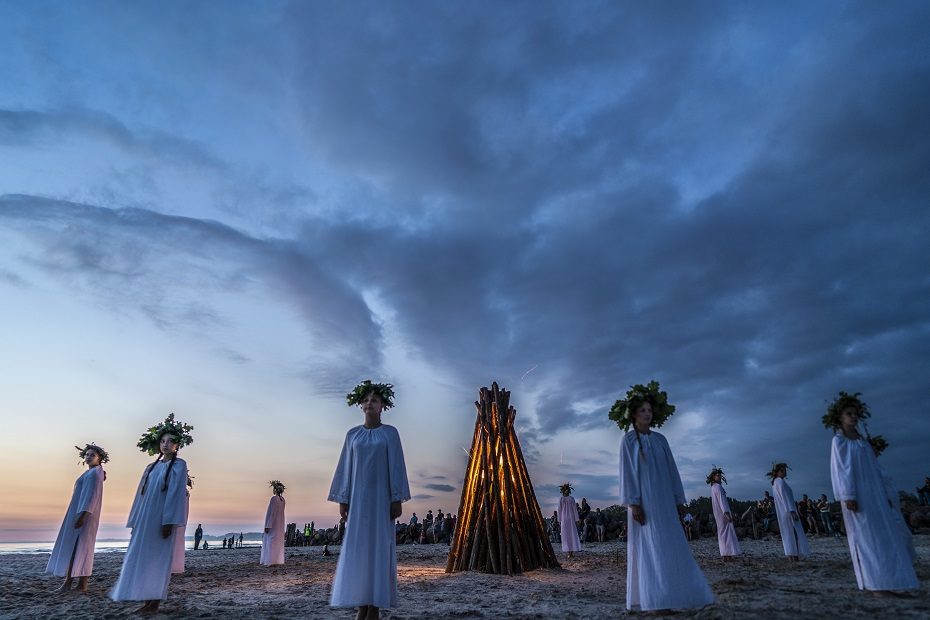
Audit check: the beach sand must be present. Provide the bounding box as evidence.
[2,535,928,619]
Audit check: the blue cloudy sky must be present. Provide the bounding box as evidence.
[1,1,928,540]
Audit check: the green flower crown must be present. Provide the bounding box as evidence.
[269,480,286,494]
[867,435,888,456]
[137,413,194,456]
[75,443,110,464]
[823,391,870,430]
[706,466,726,485]
[608,380,676,431]
[346,380,395,409]
[559,482,574,496]
[766,462,789,482]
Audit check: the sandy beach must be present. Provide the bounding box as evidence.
[2,535,928,619]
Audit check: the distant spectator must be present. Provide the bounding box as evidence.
[816,494,835,537]
[443,512,454,545]
[802,497,819,535]
[549,510,560,543]
[682,512,694,541]
[194,524,203,550]
[594,508,606,542]
[917,477,930,506]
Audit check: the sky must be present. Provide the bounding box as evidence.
[1,1,928,542]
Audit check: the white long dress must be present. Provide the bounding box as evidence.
[772,477,810,558]
[877,462,916,562]
[110,457,189,601]
[46,466,105,577]
[831,434,918,591]
[260,495,286,565]
[328,424,410,609]
[710,483,741,557]
[619,430,714,611]
[558,495,581,552]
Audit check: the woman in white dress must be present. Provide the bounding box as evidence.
[613,381,714,612]
[110,413,193,614]
[260,480,286,565]
[557,483,581,556]
[768,463,810,561]
[46,443,107,592]
[826,392,918,595]
[329,380,410,620]
[706,466,741,559]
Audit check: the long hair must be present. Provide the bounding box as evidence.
[139,454,164,496]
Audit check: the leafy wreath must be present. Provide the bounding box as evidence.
[608,380,676,431]
[137,413,194,456]
[269,480,286,494]
[823,391,870,430]
[766,462,790,482]
[75,443,110,464]
[706,465,726,485]
[346,380,395,409]
[867,435,888,456]
[559,482,574,496]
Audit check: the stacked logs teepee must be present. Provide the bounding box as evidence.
[446,382,559,574]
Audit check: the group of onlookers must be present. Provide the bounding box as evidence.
[397,509,457,544]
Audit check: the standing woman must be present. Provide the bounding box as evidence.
[260,480,286,566]
[613,381,714,612]
[768,463,810,561]
[329,380,410,620]
[707,466,741,559]
[557,483,581,557]
[110,413,193,614]
[46,443,108,592]
[827,393,917,595]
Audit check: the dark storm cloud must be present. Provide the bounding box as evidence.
[0,108,226,171]
[423,483,456,493]
[282,1,930,498]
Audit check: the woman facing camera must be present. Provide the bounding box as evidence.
[826,392,918,596]
[613,381,714,612]
[110,413,193,614]
[329,380,410,620]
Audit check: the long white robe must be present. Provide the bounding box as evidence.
[328,424,410,609]
[46,466,105,577]
[831,434,918,591]
[110,457,189,602]
[557,495,581,552]
[710,483,741,557]
[772,477,810,558]
[877,462,916,562]
[260,495,286,565]
[619,430,714,611]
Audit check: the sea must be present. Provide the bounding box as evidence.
[0,540,262,555]
[0,540,130,555]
